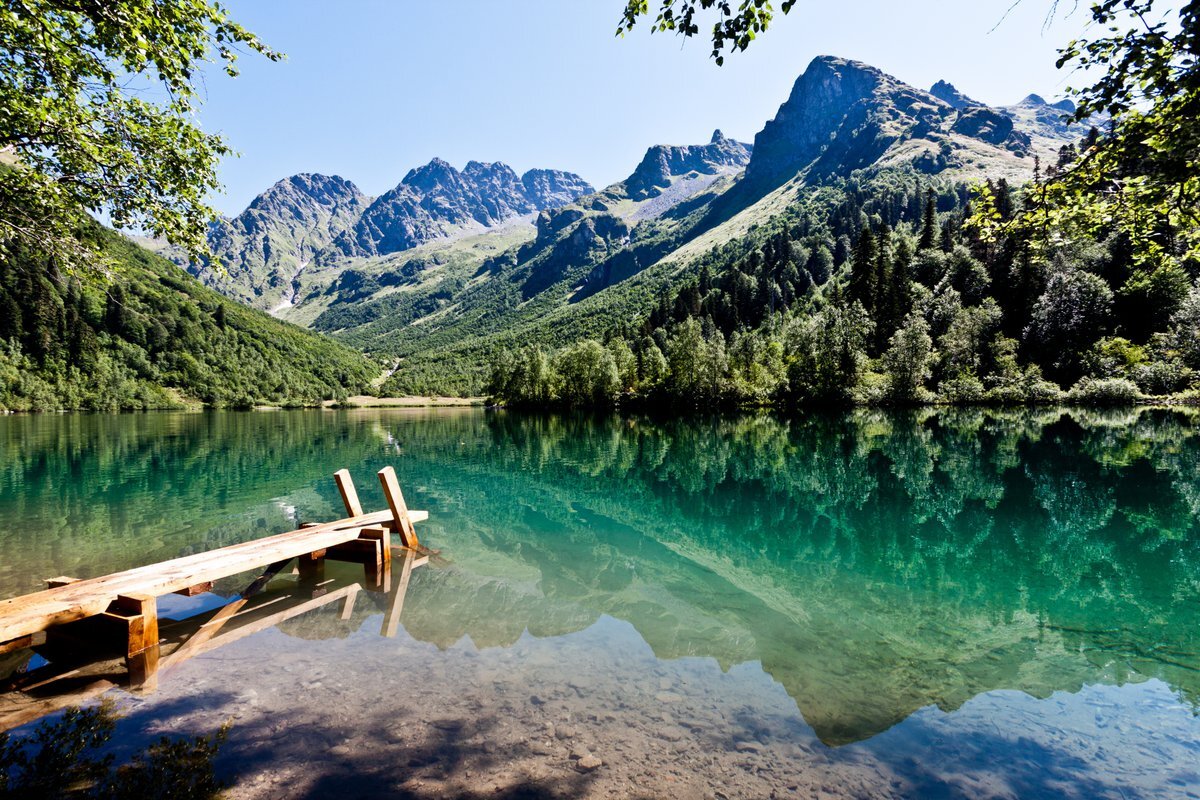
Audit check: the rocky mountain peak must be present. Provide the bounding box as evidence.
[928,80,980,109]
[328,158,594,259]
[625,132,752,200]
[244,173,364,215]
[186,173,370,309]
[742,55,948,188]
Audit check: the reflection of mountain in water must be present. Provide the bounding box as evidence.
[3,407,1198,746]
[362,408,1200,745]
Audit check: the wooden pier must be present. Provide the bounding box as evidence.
[0,466,428,698]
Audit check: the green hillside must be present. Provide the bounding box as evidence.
[0,222,376,411]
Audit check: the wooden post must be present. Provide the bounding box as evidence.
[106,593,160,689]
[126,646,160,690]
[378,466,418,548]
[297,552,325,584]
[112,594,158,659]
[334,469,364,517]
[359,526,391,567]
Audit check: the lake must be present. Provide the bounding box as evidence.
[1,407,1199,798]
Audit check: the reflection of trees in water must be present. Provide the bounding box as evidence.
[0,411,399,593]
[3,407,1199,743]
[389,406,1200,730]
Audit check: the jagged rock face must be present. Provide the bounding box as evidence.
[742,56,951,188]
[330,159,594,258]
[625,129,752,199]
[952,106,1014,144]
[929,79,980,109]
[195,173,369,307]
[522,169,596,209]
[520,211,631,300]
[1002,94,1088,145]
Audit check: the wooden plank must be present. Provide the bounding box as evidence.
[0,508,427,643]
[325,539,381,564]
[0,678,117,733]
[45,577,80,589]
[173,582,213,597]
[0,631,45,655]
[334,469,364,516]
[378,466,418,548]
[159,558,301,674]
[164,584,361,672]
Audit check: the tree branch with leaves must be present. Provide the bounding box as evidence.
[0,0,280,271]
[617,0,796,64]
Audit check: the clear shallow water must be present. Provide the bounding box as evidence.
[1,408,1199,798]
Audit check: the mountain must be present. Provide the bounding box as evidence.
[928,79,980,109]
[0,221,375,411]
[327,159,593,259]
[191,173,369,311]
[624,129,752,200]
[740,56,1042,193]
[172,55,1101,397]
[1001,92,1088,147]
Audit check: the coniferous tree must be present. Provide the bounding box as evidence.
[873,224,894,350]
[918,189,938,251]
[849,227,878,315]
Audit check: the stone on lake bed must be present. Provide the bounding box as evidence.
[576,754,603,771]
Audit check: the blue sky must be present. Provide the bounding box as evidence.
[200,1,1098,216]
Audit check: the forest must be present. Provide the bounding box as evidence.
[489,146,1200,409]
[0,221,374,412]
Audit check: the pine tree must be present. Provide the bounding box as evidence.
[918,189,938,251]
[873,224,894,351]
[849,227,877,314]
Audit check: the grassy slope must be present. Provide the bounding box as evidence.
[0,224,377,411]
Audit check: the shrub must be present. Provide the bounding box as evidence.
[1068,377,1142,406]
[1132,359,1191,395]
[939,372,986,403]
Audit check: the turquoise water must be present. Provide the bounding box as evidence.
[1,408,1199,798]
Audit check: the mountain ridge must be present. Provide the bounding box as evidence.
[175,54,1099,396]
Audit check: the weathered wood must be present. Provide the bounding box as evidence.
[297,552,324,582]
[45,577,80,589]
[0,678,117,732]
[0,507,427,644]
[126,645,159,690]
[173,582,213,597]
[326,538,382,565]
[359,526,391,566]
[334,468,364,517]
[0,631,45,655]
[378,466,418,548]
[112,593,158,658]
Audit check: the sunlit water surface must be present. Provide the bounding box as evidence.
[1,408,1199,799]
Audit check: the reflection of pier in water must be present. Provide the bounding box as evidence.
[0,551,427,732]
